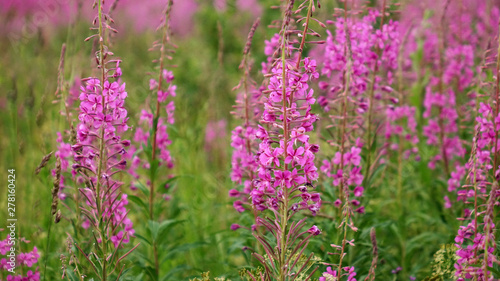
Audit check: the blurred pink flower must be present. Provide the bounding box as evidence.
[205,119,227,151]
[236,0,262,17]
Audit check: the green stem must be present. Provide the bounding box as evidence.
[150,2,172,278]
[337,210,349,276]
[42,215,53,280]
[338,0,353,221]
[279,25,289,281]
[95,1,108,279]
[396,28,407,278]
[364,0,387,183]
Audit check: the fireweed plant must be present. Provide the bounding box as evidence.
[404,0,499,196]
[69,0,138,279]
[424,1,500,210]
[52,43,80,210]
[124,1,178,279]
[229,18,262,233]
[317,9,399,277]
[319,0,401,216]
[419,3,469,179]
[450,30,500,281]
[37,36,86,280]
[316,1,418,279]
[48,42,109,281]
[245,0,325,279]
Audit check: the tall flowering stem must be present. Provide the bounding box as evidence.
[318,195,359,281]
[229,18,262,231]
[364,0,386,181]
[124,1,177,278]
[71,1,137,279]
[319,2,400,213]
[249,0,323,279]
[413,1,484,186]
[52,43,83,229]
[149,0,175,221]
[451,29,500,280]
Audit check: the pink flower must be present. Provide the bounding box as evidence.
[307,225,321,236]
[259,147,283,167]
[285,144,305,166]
[319,267,337,281]
[353,186,364,197]
[274,170,292,188]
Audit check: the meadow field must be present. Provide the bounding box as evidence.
[0,0,499,280]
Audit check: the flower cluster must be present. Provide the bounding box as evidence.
[52,132,73,201]
[450,99,500,281]
[449,18,500,278]
[319,6,401,211]
[66,2,137,262]
[454,218,497,280]
[261,33,281,75]
[319,266,357,281]
[230,123,258,186]
[128,107,175,181]
[0,234,40,281]
[251,56,321,215]
[73,76,134,248]
[384,105,419,159]
[229,19,264,227]
[320,139,365,213]
[454,181,498,280]
[423,85,466,171]
[449,103,499,206]
[126,1,177,210]
[130,83,176,171]
[405,0,488,186]
[320,10,399,111]
[245,1,325,279]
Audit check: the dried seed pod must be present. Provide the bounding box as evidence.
[51,157,61,216]
[55,209,62,223]
[35,151,53,175]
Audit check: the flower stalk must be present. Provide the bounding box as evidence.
[249,0,324,279]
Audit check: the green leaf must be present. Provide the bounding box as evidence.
[117,267,133,280]
[488,266,500,278]
[158,176,179,191]
[66,270,80,281]
[130,272,145,281]
[157,219,184,245]
[132,250,154,267]
[160,242,207,264]
[406,232,440,255]
[142,141,153,163]
[148,220,160,242]
[134,180,150,197]
[128,195,148,215]
[370,134,378,153]
[160,264,192,281]
[135,233,152,247]
[151,161,160,180]
[368,163,386,187]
